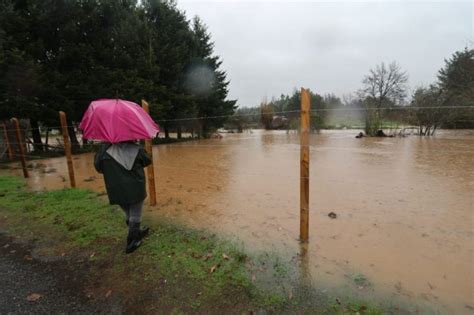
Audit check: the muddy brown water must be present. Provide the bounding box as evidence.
[3,130,473,314]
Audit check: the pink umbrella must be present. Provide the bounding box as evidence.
[79,99,160,143]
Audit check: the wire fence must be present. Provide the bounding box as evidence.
[1,104,472,246]
[2,116,473,211]
[0,105,473,131]
[1,105,473,161]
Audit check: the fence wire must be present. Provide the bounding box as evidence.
[1,105,474,164]
[1,105,473,131]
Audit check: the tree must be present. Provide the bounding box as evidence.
[239,89,328,130]
[410,86,446,136]
[0,1,46,150]
[0,0,149,151]
[283,89,326,129]
[323,93,343,108]
[186,17,236,137]
[230,106,260,130]
[410,48,474,135]
[437,48,474,128]
[141,0,196,138]
[360,61,408,135]
[361,61,408,107]
[260,101,274,130]
[1,0,238,148]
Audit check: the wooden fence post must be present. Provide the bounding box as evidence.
[59,111,76,188]
[300,88,310,242]
[141,100,157,206]
[11,118,28,178]
[2,123,13,160]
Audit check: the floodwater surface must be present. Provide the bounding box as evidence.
[3,130,474,314]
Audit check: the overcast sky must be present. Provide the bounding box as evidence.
[177,0,473,107]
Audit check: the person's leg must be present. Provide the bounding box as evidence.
[128,200,144,224]
[126,200,148,254]
[119,204,131,226]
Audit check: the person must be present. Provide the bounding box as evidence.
[94,141,151,254]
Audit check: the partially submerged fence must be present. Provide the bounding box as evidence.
[2,96,473,243]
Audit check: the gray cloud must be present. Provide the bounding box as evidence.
[178,0,473,107]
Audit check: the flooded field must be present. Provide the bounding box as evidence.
[3,130,473,314]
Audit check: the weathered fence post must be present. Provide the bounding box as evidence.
[2,123,13,160]
[59,111,76,188]
[300,88,310,242]
[141,100,157,206]
[11,118,28,178]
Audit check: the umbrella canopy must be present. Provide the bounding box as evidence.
[79,99,160,143]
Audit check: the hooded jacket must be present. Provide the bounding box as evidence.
[94,143,151,205]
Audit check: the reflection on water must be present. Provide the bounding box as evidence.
[3,129,474,314]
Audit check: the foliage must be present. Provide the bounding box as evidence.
[437,47,474,128]
[361,61,408,107]
[409,48,474,134]
[352,273,371,288]
[0,0,236,149]
[360,61,408,135]
[324,93,344,108]
[186,17,237,137]
[240,89,330,130]
[260,100,275,130]
[438,47,474,106]
[224,106,260,131]
[409,86,446,135]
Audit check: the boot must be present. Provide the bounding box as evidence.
[126,222,144,254]
[140,225,150,238]
[126,219,150,237]
[128,219,150,237]
[126,220,149,236]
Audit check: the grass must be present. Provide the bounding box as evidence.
[0,175,388,314]
[323,116,409,130]
[0,176,272,312]
[352,273,372,288]
[331,299,384,315]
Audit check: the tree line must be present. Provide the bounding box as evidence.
[235,48,473,136]
[410,48,473,135]
[0,0,236,152]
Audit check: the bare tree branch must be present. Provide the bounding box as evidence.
[361,61,408,108]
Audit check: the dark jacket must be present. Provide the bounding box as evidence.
[94,143,151,205]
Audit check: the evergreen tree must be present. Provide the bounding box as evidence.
[0,0,237,147]
[186,17,236,137]
[141,0,197,138]
[437,48,474,128]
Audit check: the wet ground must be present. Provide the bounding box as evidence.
[2,129,473,314]
[0,232,122,314]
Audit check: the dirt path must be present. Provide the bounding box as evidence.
[0,232,122,314]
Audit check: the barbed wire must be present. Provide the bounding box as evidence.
[3,129,474,151]
[155,109,302,122]
[1,105,473,130]
[311,105,473,112]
